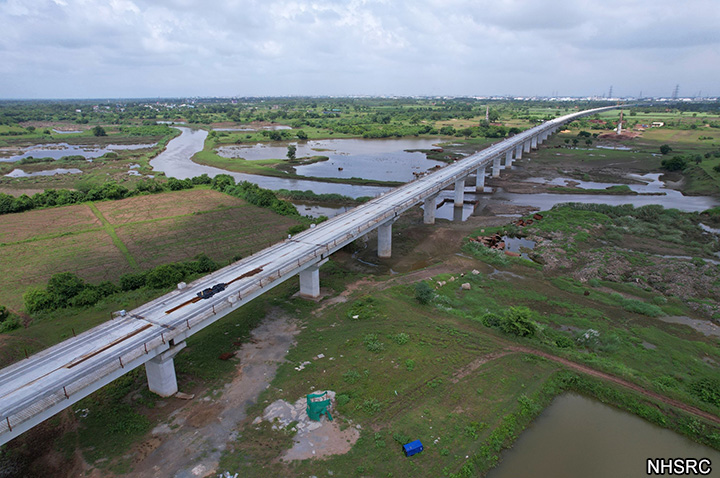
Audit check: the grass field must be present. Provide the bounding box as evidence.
[0,189,299,310]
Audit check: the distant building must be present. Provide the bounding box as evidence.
[651,122,665,127]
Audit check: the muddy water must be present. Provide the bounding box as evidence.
[150,127,390,199]
[487,394,720,478]
[218,138,444,182]
[0,142,156,162]
[4,167,82,177]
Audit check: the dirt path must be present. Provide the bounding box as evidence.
[506,345,720,426]
[123,309,300,478]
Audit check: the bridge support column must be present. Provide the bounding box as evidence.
[146,341,186,397]
[515,144,523,160]
[492,156,501,178]
[454,178,465,208]
[378,219,395,258]
[504,150,513,168]
[475,167,485,192]
[423,195,437,224]
[523,140,531,154]
[531,136,538,149]
[299,264,321,298]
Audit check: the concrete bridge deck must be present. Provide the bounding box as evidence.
[0,105,619,445]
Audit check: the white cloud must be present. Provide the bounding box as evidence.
[0,0,718,98]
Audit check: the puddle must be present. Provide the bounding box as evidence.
[4,168,83,177]
[595,144,632,151]
[293,203,351,219]
[699,223,720,235]
[657,316,720,337]
[502,236,535,260]
[0,142,157,162]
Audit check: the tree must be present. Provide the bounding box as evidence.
[660,144,672,155]
[661,156,688,171]
[296,130,308,140]
[287,144,297,161]
[92,125,107,137]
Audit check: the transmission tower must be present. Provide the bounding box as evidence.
[672,84,679,100]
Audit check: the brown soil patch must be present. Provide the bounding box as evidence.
[0,203,100,244]
[185,403,224,428]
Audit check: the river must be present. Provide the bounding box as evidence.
[487,394,720,478]
[151,127,720,217]
[149,128,390,199]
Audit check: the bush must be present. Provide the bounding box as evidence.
[145,264,186,289]
[659,144,672,155]
[688,378,720,407]
[24,288,57,312]
[500,306,536,337]
[414,281,434,305]
[47,272,86,303]
[287,224,307,235]
[0,305,8,322]
[481,312,502,328]
[119,272,146,291]
[68,287,101,308]
[661,155,687,171]
[0,315,21,333]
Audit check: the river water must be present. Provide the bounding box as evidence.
[217,138,444,182]
[149,127,389,199]
[150,128,720,217]
[487,394,720,478]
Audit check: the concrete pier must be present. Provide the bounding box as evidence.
[475,167,485,192]
[299,264,321,298]
[145,342,186,397]
[423,195,437,224]
[492,156,501,178]
[378,220,394,257]
[523,140,531,153]
[454,178,465,207]
[515,143,523,160]
[504,149,513,168]
[531,135,538,149]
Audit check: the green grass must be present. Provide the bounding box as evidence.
[87,202,139,270]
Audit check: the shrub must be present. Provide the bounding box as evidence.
[500,307,536,337]
[287,224,307,235]
[481,312,502,328]
[659,144,672,155]
[47,272,86,303]
[405,359,415,371]
[145,264,186,289]
[24,288,57,312]
[392,333,410,345]
[68,287,102,308]
[0,315,20,333]
[119,272,146,291]
[688,378,720,407]
[0,305,8,322]
[414,281,434,305]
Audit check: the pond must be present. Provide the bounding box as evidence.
[217,138,445,182]
[487,393,720,478]
[0,142,157,162]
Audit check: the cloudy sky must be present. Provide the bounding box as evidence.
[1,0,718,99]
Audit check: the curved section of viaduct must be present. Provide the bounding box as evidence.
[0,105,620,446]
